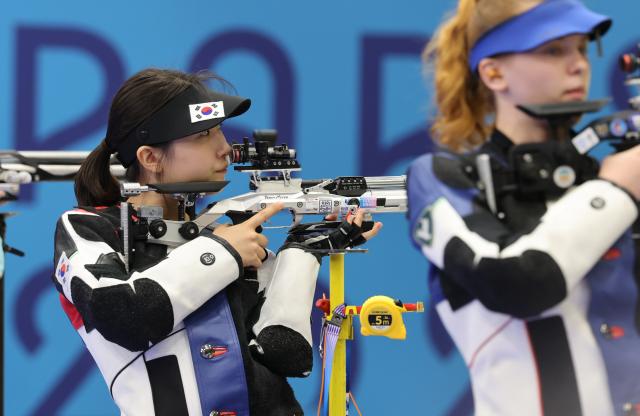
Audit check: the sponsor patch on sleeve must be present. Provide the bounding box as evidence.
[414,205,434,247]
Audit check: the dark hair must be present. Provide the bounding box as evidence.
[74,68,230,206]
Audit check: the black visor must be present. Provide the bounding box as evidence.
[110,85,251,167]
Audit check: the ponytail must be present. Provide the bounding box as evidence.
[74,68,235,207]
[74,140,120,206]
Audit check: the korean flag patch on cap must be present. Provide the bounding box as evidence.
[189,101,225,123]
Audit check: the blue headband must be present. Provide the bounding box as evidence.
[469,0,611,71]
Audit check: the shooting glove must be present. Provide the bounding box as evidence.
[282,219,368,258]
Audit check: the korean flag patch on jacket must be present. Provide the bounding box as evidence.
[189,101,225,123]
[55,252,72,285]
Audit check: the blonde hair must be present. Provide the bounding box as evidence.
[424,0,542,151]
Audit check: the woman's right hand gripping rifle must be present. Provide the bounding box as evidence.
[212,203,285,268]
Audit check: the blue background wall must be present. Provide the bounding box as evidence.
[1,1,638,414]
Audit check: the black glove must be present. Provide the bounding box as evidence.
[283,220,371,253]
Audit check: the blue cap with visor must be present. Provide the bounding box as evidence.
[469,0,612,71]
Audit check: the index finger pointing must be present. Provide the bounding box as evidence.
[246,202,285,227]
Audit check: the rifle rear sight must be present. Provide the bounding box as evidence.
[231,129,300,171]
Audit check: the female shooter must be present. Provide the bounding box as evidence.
[53,68,381,416]
[408,1,640,414]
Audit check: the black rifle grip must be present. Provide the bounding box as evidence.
[225,210,263,233]
[225,210,263,284]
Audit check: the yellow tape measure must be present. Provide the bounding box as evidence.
[359,296,423,340]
